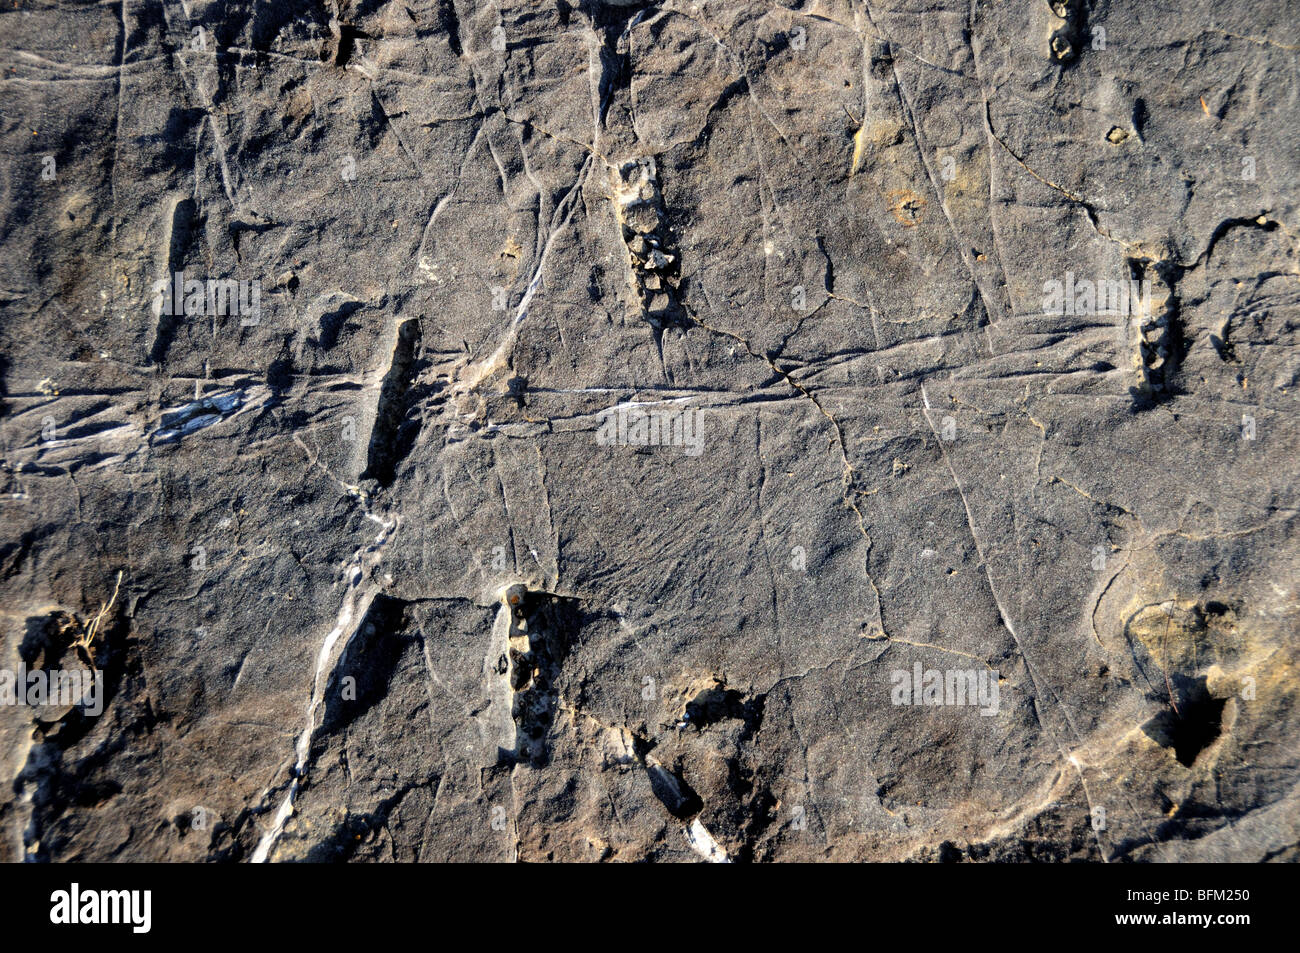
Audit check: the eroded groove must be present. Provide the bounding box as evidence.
[610,156,686,330]
[149,197,197,366]
[498,584,580,768]
[437,0,462,56]
[362,318,424,486]
[646,756,704,819]
[1127,258,1182,407]
[319,594,409,735]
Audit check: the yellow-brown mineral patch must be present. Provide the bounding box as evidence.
[887,189,926,227]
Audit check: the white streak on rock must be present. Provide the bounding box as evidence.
[684,818,730,863]
[251,513,395,863]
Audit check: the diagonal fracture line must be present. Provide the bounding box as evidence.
[920,381,1168,860]
[251,514,396,863]
[454,154,594,395]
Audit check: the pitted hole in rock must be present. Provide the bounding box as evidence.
[1047,0,1089,66]
[318,300,363,350]
[266,357,294,396]
[16,599,134,861]
[21,611,81,668]
[500,585,579,768]
[332,24,370,68]
[937,840,965,863]
[1142,675,1228,767]
[20,601,127,742]
[681,681,765,740]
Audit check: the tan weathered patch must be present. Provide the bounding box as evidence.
[1128,600,1239,673]
[850,119,905,176]
[887,189,927,227]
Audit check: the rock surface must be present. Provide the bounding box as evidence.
[0,0,1297,862]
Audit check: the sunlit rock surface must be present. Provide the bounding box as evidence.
[1,0,1297,862]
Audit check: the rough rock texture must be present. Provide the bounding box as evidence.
[1,0,1297,862]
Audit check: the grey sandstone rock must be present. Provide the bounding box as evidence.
[0,0,1296,862]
